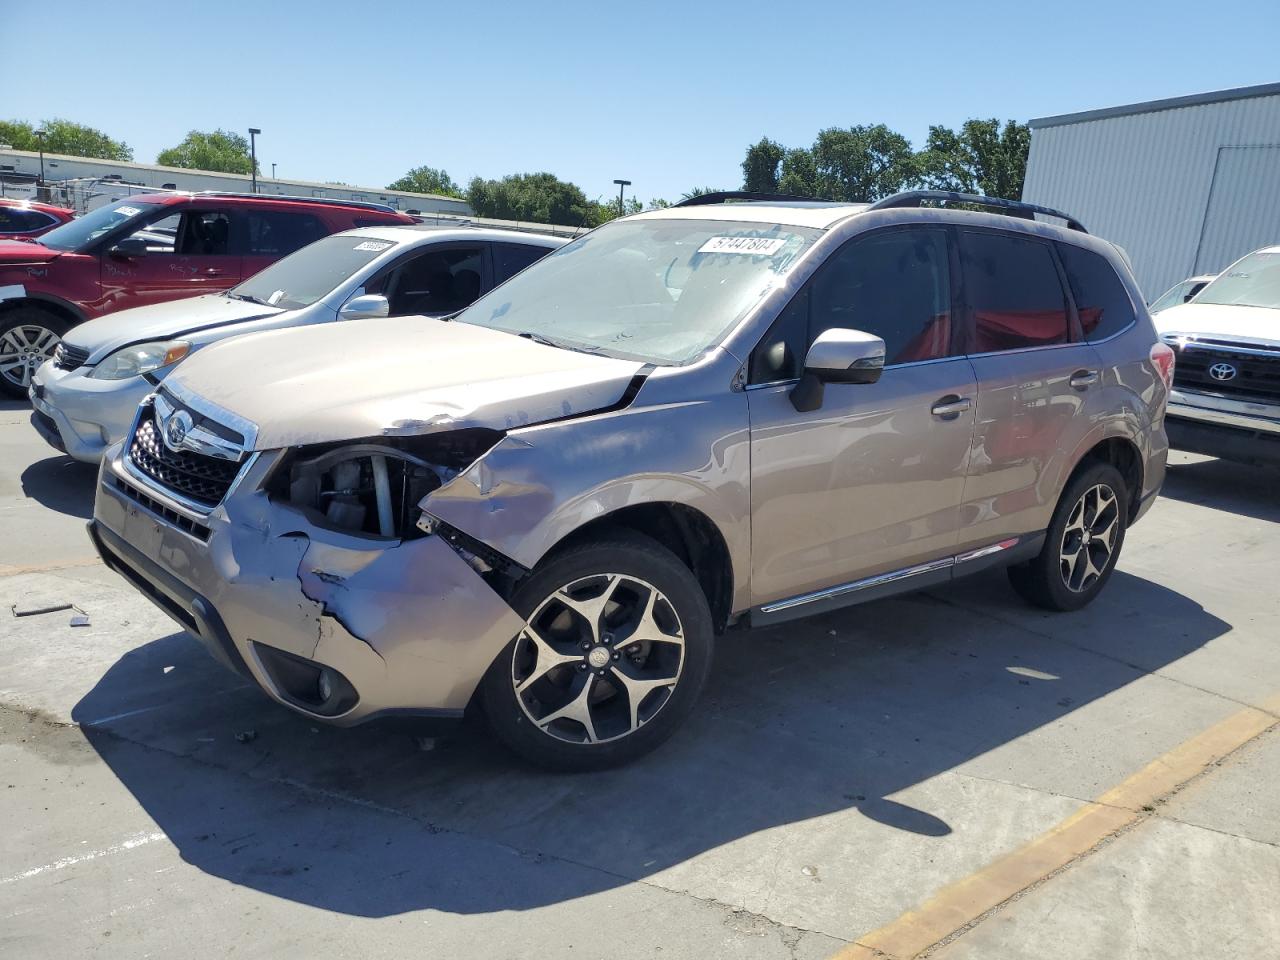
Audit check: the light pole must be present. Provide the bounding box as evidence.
[248,128,261,193]
[613,178,631,217]
[35,127,47,186]
[271,162,277,180]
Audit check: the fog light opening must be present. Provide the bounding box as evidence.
[317,668,335,703]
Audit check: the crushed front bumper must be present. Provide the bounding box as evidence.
[90,444,525,725]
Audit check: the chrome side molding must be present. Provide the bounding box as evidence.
[759,536,1023,615]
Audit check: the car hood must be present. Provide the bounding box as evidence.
[0,239,60,265]
[165,316,647,450]
[64,294,284,359]
[1153,302,1280,347]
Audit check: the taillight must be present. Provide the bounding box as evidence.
[1150,341,1175,391]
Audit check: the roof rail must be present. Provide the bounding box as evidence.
[673,190,833,207]
[866,190,1088,233]
[192,191,399,214]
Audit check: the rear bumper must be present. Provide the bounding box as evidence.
[91,445,526,725]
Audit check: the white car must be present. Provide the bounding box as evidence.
[30,225,564,462]
[1153,245,1280,465]
[1148,273,1216,313]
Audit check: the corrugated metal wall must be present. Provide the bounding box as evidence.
[1022,93,1280,299]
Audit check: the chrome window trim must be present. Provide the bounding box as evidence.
[743,354,965,391]
[758,537,1023,614]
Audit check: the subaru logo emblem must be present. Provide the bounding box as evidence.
[164,409,194,450]
[1208,362,1237,382]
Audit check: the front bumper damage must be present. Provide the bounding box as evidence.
[90,446,525,725]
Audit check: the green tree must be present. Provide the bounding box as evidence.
[918,119,1031,199]
[156,129,256,175]
[742,137,785,193]
[778,148,818,197]
[466,172,601,226]
[0,118,132,161]
[387,165,462,197]
[809,125,919,201]
[680,186,725,202]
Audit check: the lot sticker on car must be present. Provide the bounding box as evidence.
[353,240,394,252]
[697,236,788,256]
[116,206,142,217]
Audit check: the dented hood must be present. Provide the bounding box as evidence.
[165,315,646,449]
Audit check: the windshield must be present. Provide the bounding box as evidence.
[230,234,400,310]
[454,218,822,364]
[1196,250,1280,310]
[37,199,160,252]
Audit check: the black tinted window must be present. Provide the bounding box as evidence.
[246,211,327,256]
[0,208,55,233]
[810,229,953,364]
[494,243,553,283]
[749,288,808,383]
[1057,243,1136,342]
[961,232,1069,352]
[387,246,484,314]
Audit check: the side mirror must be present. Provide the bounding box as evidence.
[338,294,390,321]
[109,237,148,258]
[790,328,886,413]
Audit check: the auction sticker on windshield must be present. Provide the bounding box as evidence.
[353,240,394,252]
[115,206,142,217]
[698,236,788,256]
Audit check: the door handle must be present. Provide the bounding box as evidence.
[1070,369,1099,390]
[203,268,224,277]
[931,395,972,419]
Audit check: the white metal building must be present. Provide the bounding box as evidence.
[0,148,471,216]
[1022,82,1280,299]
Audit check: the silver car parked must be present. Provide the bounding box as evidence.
[90,191,1172,769]
[30,225,563,461]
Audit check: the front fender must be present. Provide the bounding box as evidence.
[422,389,753,612]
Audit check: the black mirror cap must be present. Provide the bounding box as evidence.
[109,238,148,258]
[788,361,882,412]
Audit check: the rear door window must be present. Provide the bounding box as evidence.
[494,242,554,284]
[0,207,55,233]
[245,210,327,257]
[384,245,486,315]
[960,231,1070,352]
[1057,243,1136,342]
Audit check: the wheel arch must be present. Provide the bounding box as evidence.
[540,502,736,634]
[1068,434,1145,522]
[0,294,85,329]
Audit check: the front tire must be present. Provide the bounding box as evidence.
[481,532,715,771]
[0,306,68,399]
[1008,461,1129,612]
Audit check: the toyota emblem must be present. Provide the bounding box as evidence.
[164,409,194,449]
[1208,362,1238,382]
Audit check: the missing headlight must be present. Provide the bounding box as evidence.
[272,429,503,539]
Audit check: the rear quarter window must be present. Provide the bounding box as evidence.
[1057,243,1137,342]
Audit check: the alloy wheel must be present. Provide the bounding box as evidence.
[512,573,685,744]
[1059,483,1120,593]
[0,324,60,390]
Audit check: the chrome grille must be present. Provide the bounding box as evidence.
[54,342,90,371]
[128,404,245,508]
[1173,344,1280,403]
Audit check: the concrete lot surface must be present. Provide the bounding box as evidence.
[1,397,1277,959]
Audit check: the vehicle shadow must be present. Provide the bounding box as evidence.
[1161,455,1280,523]
[71,568,1229,917]
[20,455,98,520]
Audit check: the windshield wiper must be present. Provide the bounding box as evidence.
[515,331,609,356]
[226,292,268,305]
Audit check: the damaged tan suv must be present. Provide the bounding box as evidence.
[90,191,1173,769]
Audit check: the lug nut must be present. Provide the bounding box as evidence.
[577,663,587,671]
[612,653,620,660]
[602,633,614,645]
[595,670,605,676]
[580,641,591,650]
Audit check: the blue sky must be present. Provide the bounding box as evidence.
[5,0,1278,203]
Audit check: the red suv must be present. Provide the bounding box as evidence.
[0,198,76,239]
[0,192,414,397]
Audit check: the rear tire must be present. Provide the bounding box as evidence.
[481,531,715,771]
[0,306,68,399]
[1008,461,1128,612]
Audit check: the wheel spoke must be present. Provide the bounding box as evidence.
[609,663,677,733]
[554,574,621,644]
[514,624,580,694]
[616,584,683,651]
[31,329,59,354]
[1061,544,1080,583]
[4,328,30,350]
[536,674,598,743]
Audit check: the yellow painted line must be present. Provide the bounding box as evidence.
[830,693,1280,960]
[0,556,103,578]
